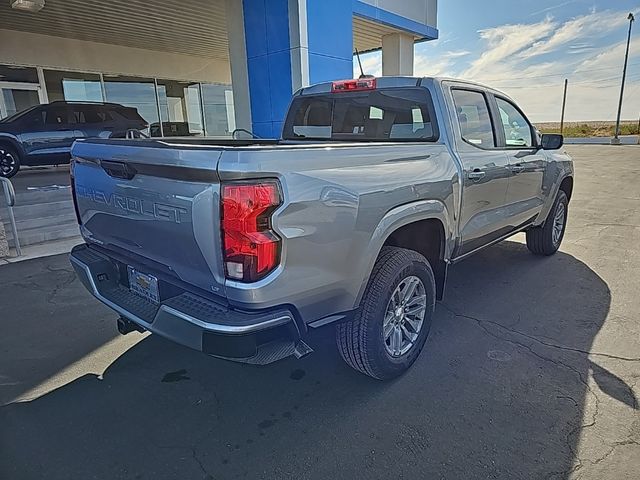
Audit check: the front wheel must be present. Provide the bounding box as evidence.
[0,145,20,178]
[526,190,568,256]
[336,247,436,380]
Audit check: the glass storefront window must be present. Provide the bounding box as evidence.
[0,65,43,119]
[0,65,39,83]
[202,83,234,137]
[44,69,103,102]
[156,79,204,137]
[7,65,237,138]
[103,75,159,132]
[1,89,40,118]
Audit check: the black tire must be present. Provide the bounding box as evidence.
[526,190,568,256]
[0,144,20,178]
[336,247,436,380]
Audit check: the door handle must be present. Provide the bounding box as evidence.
[510,164,525,173]
[468,169,486,181]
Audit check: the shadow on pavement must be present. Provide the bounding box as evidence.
[589,361,638,410]
[0,241,619,479]
[0,254,118,405]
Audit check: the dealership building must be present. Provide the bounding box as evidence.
[0,0,438,138]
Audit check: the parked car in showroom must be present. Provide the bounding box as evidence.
[0,101,147,178]
[149,121,197,137]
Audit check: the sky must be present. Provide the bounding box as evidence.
[356,1,640,122]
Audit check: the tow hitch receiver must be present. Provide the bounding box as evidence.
[117,316,146,335]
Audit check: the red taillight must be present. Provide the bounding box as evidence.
[221,181,281,282]
[331,78,376,92]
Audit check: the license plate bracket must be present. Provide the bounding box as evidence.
[127,266,160,304]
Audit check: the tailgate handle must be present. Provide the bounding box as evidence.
[101,160,137,180]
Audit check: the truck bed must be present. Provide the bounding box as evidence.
[70,134,454,312]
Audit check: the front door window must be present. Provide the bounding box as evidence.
[496,97,533,148]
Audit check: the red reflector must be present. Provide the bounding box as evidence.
[331,78,376,92]
[221,181,281,282]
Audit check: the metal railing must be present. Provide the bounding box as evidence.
[1,177,21,257]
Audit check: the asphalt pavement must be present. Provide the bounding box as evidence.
[1,145,638,480]
[5,165,71,195]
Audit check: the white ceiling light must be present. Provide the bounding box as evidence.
[11,0,45,12]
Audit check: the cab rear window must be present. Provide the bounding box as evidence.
[283,88,438,142]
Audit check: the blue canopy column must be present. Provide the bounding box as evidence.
[241,0,354,138]
[226,0,439,138]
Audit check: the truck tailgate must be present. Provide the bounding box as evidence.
[71,139,227,297]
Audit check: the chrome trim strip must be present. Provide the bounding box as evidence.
[159,305,291,334]
[70,254,292,335]
[450,222,535,264]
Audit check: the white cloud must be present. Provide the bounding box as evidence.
[414,56,455,77]
[353,51,381,77]
[576,37,640,75]
[519,9,630,59]
[354,7,640,121]
[355,49,469,78]
[413,50,470,77]
[442,50,471,58]
[458,8,640,121]
[462,17,557,79]
[567,44,595,54]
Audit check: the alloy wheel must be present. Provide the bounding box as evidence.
[552,202,566,247]
[383,275,427,357]
[0,149,17,177]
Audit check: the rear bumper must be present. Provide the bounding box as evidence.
[69,244,311,364]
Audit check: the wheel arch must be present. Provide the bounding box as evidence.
[534,172,574,227]
[383,218,448,300]
[357,200,453,305]
[559,175,573,201]
[0,135,24,177]
[0,135,24,159]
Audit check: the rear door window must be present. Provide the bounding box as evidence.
[451,89,496,148]
[72,106,111,124]
[22,110,44,128]
[289,98,332,139]
[283,88,438,141]
[43,106,72,127]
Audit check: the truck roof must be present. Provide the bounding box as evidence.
[47,100,131,108]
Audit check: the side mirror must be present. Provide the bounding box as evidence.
[540,133,563,150]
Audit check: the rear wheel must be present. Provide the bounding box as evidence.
[526,190,568,256]
[336,247,436,380]
[0,145,20,178]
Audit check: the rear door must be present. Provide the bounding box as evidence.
[71,104,115,139]
[448,86,512,256]
[492,95,546,226]
[21,104,79,163]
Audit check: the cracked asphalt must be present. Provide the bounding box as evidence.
[1,145,639,479]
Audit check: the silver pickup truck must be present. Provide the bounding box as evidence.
[69,76,573,380]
